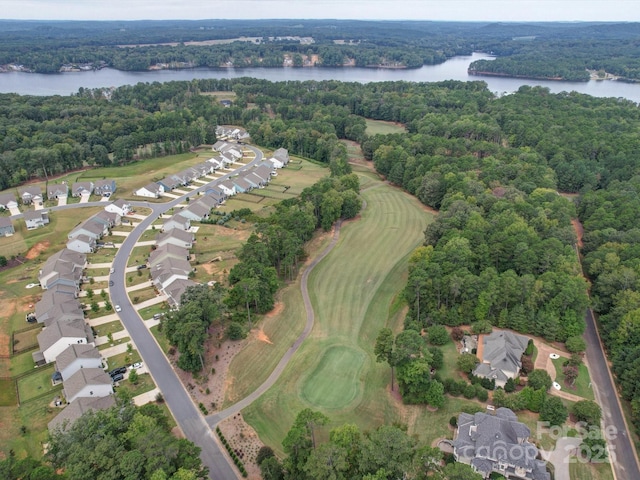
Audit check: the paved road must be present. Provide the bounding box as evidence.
[206,219,343,427]
[584,308,640,480]
[107,147,263,480]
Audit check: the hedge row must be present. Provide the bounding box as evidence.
[216,427,248,478]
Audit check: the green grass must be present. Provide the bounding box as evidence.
[105,350,142,370]
[150,325,172,355]
[570,459,614,480]
[127,245,151,267]
[116,373,155,397]
[87,250,117,264]
[0,379,17,406]
[98,336,130,351]
[138,304,170,321]
[365,118,407,136]
[439,340,466,382]
[17,366,61,403]
[237,180,436,455]
[129,287,158,305]
[552,357,594,400]
[92,320,124,338]
[12,326,41,354]
[126,271,151,287]
[10,351,37,377]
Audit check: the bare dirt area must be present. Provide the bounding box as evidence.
[571,218,584,249]
[219,413,262,479]
[25,241,50,260]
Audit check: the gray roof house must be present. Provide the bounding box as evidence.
[453,408,550,480]
[177,202,210,222]
[23,210,50,230]
[198,192,225,208]
[0,217,15,237]
[19,186,43,205]
[93,179,116,197]
[71,182,93,197]
[63,367,113,404]
[47,184,68,199]
[48,395,115,433]
[35,318,95,364]
[66,234,97,254]
[165,278,198,308]
[273,147,290,166]
[55,344,103,381]
[104,199,131,217]
[151,257,193,291]
[135,183,163,198]
[218,180,237,196]
[149,243,190,268]
[0,192,17,209]
[212,140,227,151]
[93,210,120,228]
[254,164,274,182]
[35,289,80,319]
[36,298,84,326]
[68,218,107,241]
[157,177,181,192]
[207,156,223,170]
[155,228,195,249]
[163,213,191,232]
[38,249,86,290]
[473,331,530,388]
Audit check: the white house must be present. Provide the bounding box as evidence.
[68,219,107,241]
[23,210,50,230]
[135,183,164,198]
[0,193,17,210]
[56,344,103,381]
[63,368,113,404]
[163,213,191,232]
[47,184,68,199]
[155,228,195,249]
[218,181,237,196]
[19,186,43,205]
[104,199,131,217]
[67,234,97,254]
[177,202,210,222]
[71,182,94,197]
[35,318,95,364]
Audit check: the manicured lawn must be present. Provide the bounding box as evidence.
[438,340,467,382]
[105,350,142,370]
[552,357,595,400]
[127,245,151,267]
[138,303,170,321]
[237,178,437,454]
[139,229,160,241]
[115,372,155,397]
[126,272,152,287]
[92,320,124,338]
[10,351,37,377]
[87,250,117,264]
[570,458,614,480]
[129,287,159,304]
[365,118,407,136]
[17,365,61,403]
[150,325,172,355]
[98,336,130,351]
[0,379,17,406]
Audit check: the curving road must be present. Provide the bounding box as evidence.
[106,146,263,480]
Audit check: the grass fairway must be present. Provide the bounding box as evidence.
[365,118,407,136]
[236,178,442,454]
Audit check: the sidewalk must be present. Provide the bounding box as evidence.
[100,342,131,358]
[133,387,160,406]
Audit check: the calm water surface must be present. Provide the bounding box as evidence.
[1,53,639,103]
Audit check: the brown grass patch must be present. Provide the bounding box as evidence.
[25,241,50,260]
[256,329,273,345]
[0,333,10,356]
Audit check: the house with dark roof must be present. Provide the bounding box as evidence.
[473,331,529,388]
[0,216,14,237]
[71,181,93,197]
[165,278,198,308]
[93,179,116,197]
[35,299,84,326]
[38,249,86,290]
[23,210,50,230]
[63,367,113,403]
[48,395,115,433]
[453,408,550,480]
[55,344,103,381]
[93,210,120,229]
[195,193,222,209]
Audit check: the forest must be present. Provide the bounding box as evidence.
[2,20,640,80]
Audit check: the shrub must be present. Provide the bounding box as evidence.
[528,369,553,391]
[572,400,602,426]
[471,320,492,334]
[429,346,444,370]
[457,353,479,374]
[227,322,246,340]
[504,377,517,393]
[524,339,534,356]
[427,325,449,345]
[451,326,465,341]
[463,384,476,399]
[521,356,534,375]
[475,384,489,402]
[256,446,275,465]
[565,336,586,353]
[449,416,458,427]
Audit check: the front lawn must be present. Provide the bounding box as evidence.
[115,372,156,397]
[17,365,61,403]
[92,320,124,338]
[138,303,170,320]
[150,325,172,355]
[105,350,142,370]
[552,357,594,400]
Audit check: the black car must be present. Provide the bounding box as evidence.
[112,373,124,383]
[136,264,147,270]
[109,281,114,287]
[109,367,127,377]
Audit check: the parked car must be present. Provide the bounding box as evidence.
[131,362,142,369]
[136,264,147,270]
[109,367,127,377]
[110,268,115,274]
[115,305,122,312]
[112,373,124,383]
[109,281,114,287]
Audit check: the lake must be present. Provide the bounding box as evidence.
[1,52,640,103]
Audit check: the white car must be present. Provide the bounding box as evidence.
[131,362,143,369]
[553,381,562,391]
[115,305,122,313]
[110,268,115,274]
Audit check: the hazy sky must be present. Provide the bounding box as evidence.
[0,0,636,22]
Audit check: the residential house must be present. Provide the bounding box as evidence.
[254,164,274,182]
[219,152,236,167]
[67,234,97,254]
[231,176,252,193]
[196,192,223,209]
[163,213,191,232]
[93,210,120,229]
[35,299,84,326]
[38,249,86,290]
[272,147,290,166]
[104,199,131,217]
[219,99,232,107]
[203,185,227,201]
[19,186,43,205]
[473,331,530,388]
[192,162,214,177]
[0,193,17,210]
[149,243,190,268]
[218,180,237,196]
[71,182,93,197]
[177,202,210,222]
[220,143,243,161]
[47,184,68,199]
[170,172,191,187]
[135,182,164,198]
[0,217,15,237]
[212,140,227,151]
[48,395,115,433]
[23,210,50,230]
[151,258,193,293]
[165,278,198,308]
[55,344,103,381]
[453,408,550,480]
[68,218,107,241]
[35,318,95,364]
[157,177,181,192]
[63,367,113,404]
[207,157,223,170]
[244,171,267,188]
[93,179,116,197]
[155,228,195,249]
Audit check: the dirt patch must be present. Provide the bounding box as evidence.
[219,413,263,480]
[0,333,10,357]
[25,241,50,260]
[256,328,273,345]
[571,219,584,249]
[264,302,284,318]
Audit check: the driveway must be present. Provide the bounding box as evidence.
[545,437,582,480]
[8,205,20,216]
[79,193,91,203]
[57,196,67,206]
